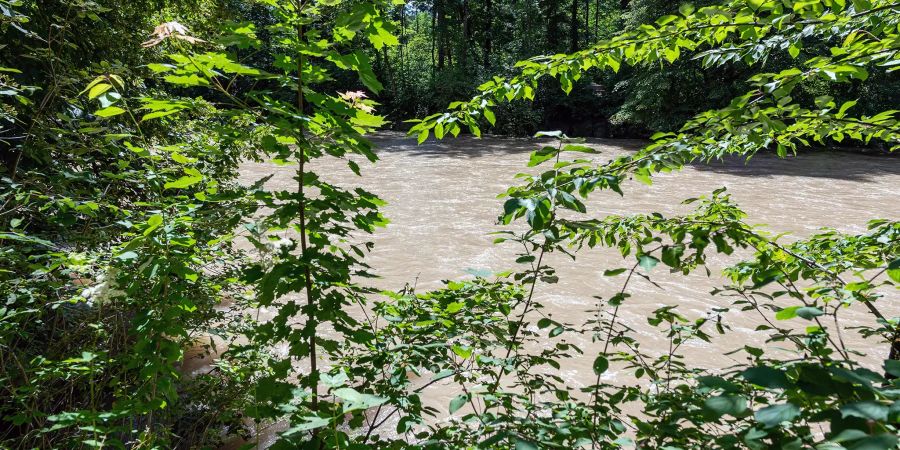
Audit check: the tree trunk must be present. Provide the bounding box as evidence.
[541,0,561,51]
[436,0,446,69]
[431,0,437,73]
[570,0,579,52]
[400,3,406,70]
[584,0,591,43]
[889,331,900,379]
[483,0,493,69]
[382,46,392,88]
[295,22,318,415]
[461,0,471,69]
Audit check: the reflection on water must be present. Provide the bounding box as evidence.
[222,133,900,447]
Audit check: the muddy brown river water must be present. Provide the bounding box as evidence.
[224,133,899,447]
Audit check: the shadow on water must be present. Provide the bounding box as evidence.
[371,134,539,158]
[371,132,899,182]
[691,151,900,182]
[371,133,646,159]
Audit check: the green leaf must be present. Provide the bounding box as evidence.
[845,281,871,292]
[593,356,609,376]
[451,344,472,359]
[755,403,800,428]
[698,376,740,393]
[144,214,164,236]
[79,76,106,96]
[449,394,467,414]
[561,144,597,154]
[146,63,174,73]
[321,371,349,388]
[884,359,900,378]
[164,74,209,87]
[170,153,196,164]
[776,306,823,321]
[147,214,163,228]
[664,45,681,63]
[887,259,900,283]
[796,307,824,320]
[846,434,898,450]
[116,251,139,262]
[142,110,180,121]
[164,175,203,190]
[351,111,386,128]
[254,377,292,403]
[604,268,627,276]
[837,100,857,118]
[633,168,652,186]
[742,366,790,389]
[704,394,748,418]
[94,106,126,118]
[431,369,454,382]
[840,401,888,421]
[368,19,399,49]
[284,416,330,433]
[527,147,557,167]
[832,429,870,444]
[0,232,54,247]
[516,255,536,264]
[638,255,659,272]
[851,0,873,12]
[484,108,496,126]
[661,245,684,268]
[329,51,382,93]
[606,55,621,73]
[88,83,112,99]
[515,439,539,450]
[332,387,387,413]
[775,306,800,320]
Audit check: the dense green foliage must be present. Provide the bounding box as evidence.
[1,0,898,449]
[375,0,900,135]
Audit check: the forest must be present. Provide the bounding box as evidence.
[1,0,898,448]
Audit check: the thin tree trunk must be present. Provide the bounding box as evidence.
[483,0,493,69]
[570,0,579,52]
[436,0,446,69]
[399,3,406,72]
[430,1,437,75]
[446,37,452,67]
[889,331,900,379]
[542,0,561,51]
[584,0,590,43]
[295,21,318,414]
[461,0,471,69]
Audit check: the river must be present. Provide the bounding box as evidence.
[221,133,900,447]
